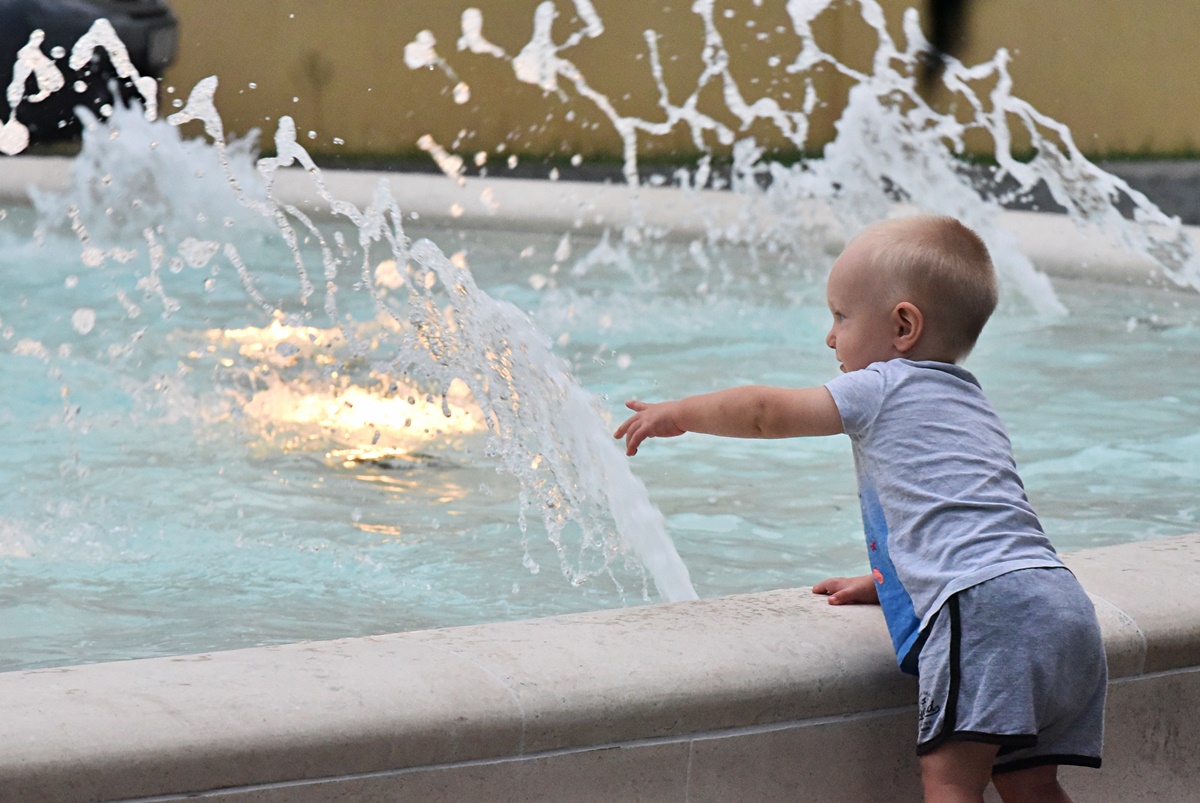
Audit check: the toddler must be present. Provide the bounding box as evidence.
[614,216,1106,803]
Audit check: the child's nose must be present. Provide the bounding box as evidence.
[825,329,835,349]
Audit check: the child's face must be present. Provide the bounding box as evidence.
[825,236,900,372]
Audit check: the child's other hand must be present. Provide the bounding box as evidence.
[613,399,685,456]
[812,574,879,605]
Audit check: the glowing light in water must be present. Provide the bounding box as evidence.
[204,314,484,462]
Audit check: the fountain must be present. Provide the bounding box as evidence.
[1,4,1200,798]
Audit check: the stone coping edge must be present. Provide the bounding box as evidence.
[0,533,1197,801]
[2,156,1197,289]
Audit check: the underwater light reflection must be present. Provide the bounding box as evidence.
[202,314,484,464]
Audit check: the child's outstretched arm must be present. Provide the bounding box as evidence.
[614,385,843,456]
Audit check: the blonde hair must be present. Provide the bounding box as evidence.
[860,216,998,360]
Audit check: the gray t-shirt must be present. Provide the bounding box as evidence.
[825,359,1063,673]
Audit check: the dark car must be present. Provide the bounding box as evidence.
[0,0,177,144]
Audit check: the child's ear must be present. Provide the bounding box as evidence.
[892,302,924,353]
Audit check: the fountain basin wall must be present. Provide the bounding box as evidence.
[5,156,1196,287]
[1,533,1198,802]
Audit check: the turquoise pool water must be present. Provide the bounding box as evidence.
[5,0,1200,673]
[1,195,1197,672]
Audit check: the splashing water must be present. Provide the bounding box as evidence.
[1,18,159,155]
[405,0,1200,309]
[10,66,698,602]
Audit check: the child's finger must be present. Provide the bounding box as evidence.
[812,577,842,596]
[625,399,648,412]
[624,427,644,455]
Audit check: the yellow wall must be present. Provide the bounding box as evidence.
[161,1,1200,164]
[956,0,1199,156]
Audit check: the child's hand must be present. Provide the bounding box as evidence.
[613,399,685,456]
[812,574,879,605]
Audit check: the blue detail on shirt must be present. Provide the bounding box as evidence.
[859,481,922,675]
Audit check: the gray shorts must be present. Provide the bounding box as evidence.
[915,567,1107,773]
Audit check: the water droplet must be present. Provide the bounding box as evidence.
[71,308,96,335]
